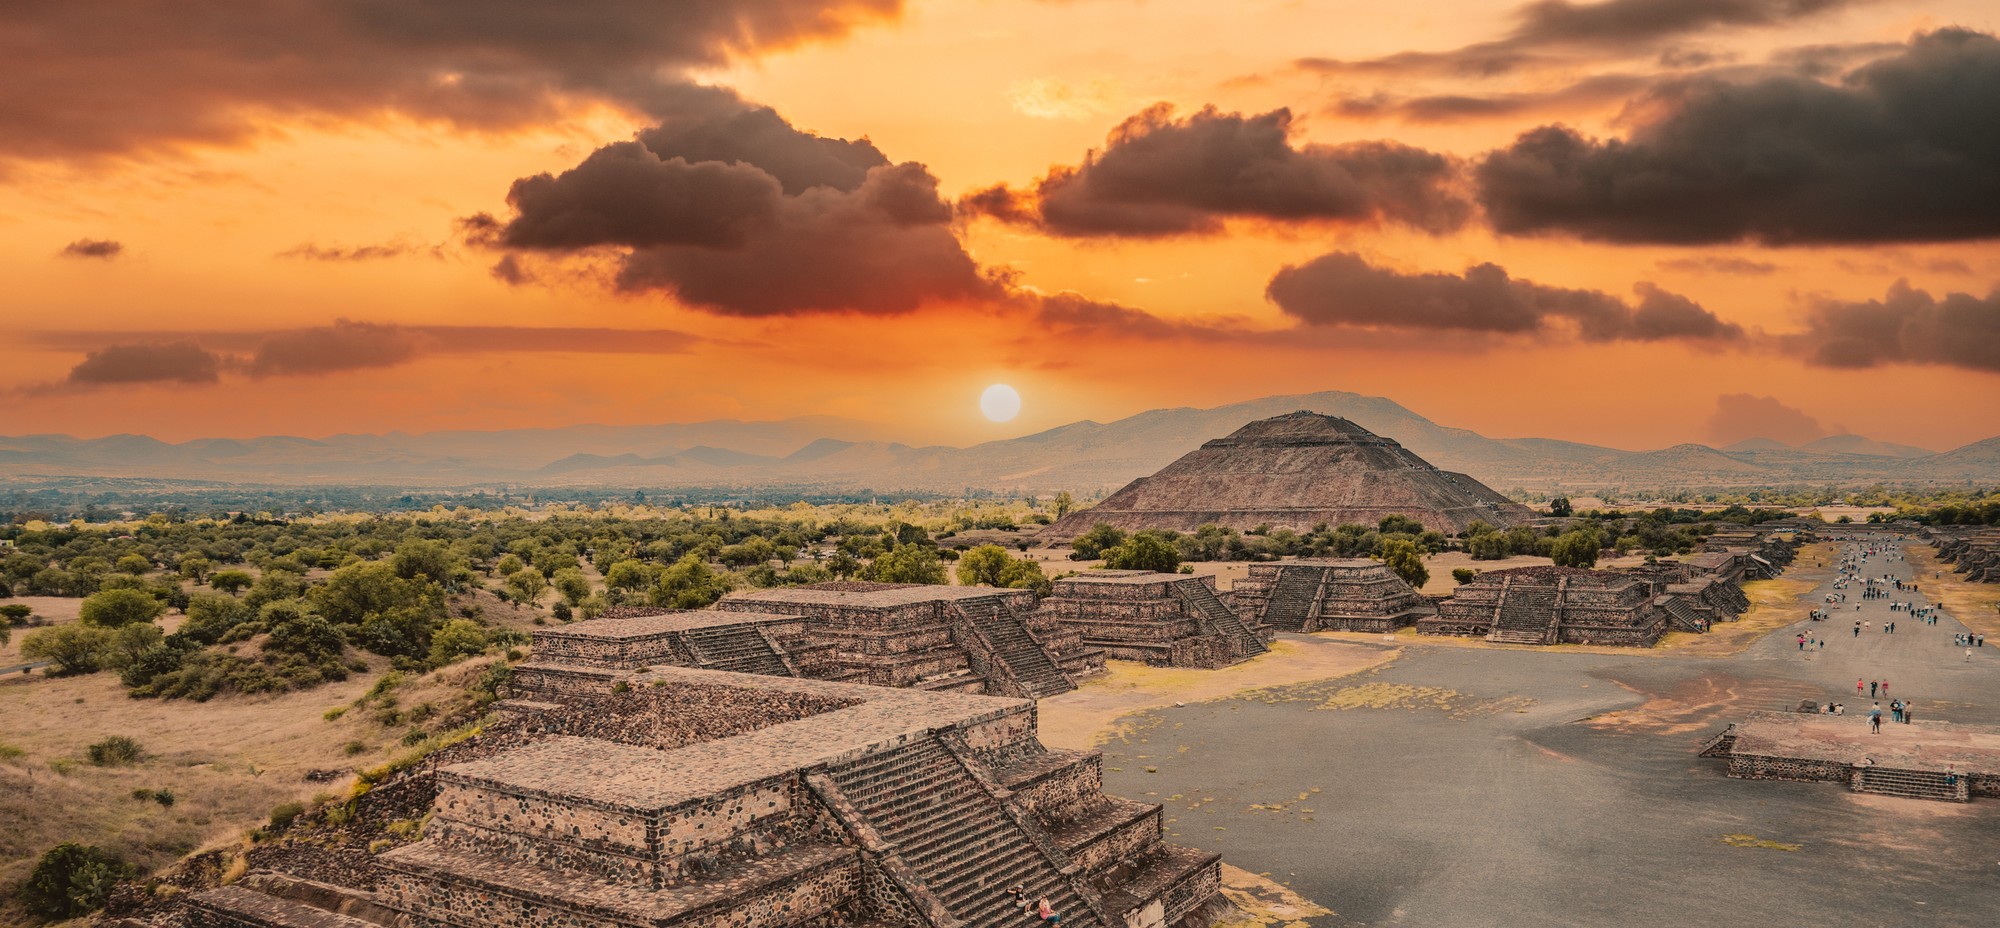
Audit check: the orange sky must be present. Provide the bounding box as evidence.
[3,0,1998,454]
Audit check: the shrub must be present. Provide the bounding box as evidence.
[344,740,367,756]
[22,843,135,918]
[22,624,114,675]
[1101,535,1181,573]
[1452,568,1479,584]
[268,801,307,831]
[86,735,144,766]
[425,618,488,668]
[79,588,166,628]
[266,613,346,663]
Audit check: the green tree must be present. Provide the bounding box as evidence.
[22,844,134,918]
[1071,524,1127,560]
[1551,530,1600,568]
[426,618,488,667]
[313,562,427,626]
[1378,538,1429,589]
[863,543,947,585]
[22,625,113,675]
[79,588,165,628]
[391,539,459,585]
[506,569,549,607]
[996,557,1052,596]
[114,553,153,575]
[180,593,251,644]
[650,553,735,608]
[551,567,591,604]
[603,559,654,592]
[955,545,1015,587]
[1101,534,1180,573]
[102,623,165,670]
[1,603,33,624]
[177,554,212,583]
[1378,514,1426,536]
[1451,567,1479,584]
[1550,497,1574,517]
[209,570,254,594]
[266,613,346,663]
[1051,491,1076,520]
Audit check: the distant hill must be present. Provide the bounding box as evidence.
[0,392,1993,492]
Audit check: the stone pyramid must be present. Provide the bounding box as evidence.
[1045,410,1535,538]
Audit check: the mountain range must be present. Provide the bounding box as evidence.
[2,392,1996,494]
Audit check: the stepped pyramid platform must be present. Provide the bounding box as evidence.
[1043,411,1534,540]
[1232,559,1433,633]
[1419,567,1671,646]
[1035,571,1271,668]
[192,668,1235,928]
[721,583,1104,699]
[1699,712,2000,803]
[506,608,841,708]
[1933,526,2000,582]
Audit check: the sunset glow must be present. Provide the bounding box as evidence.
[2,1,1997,452]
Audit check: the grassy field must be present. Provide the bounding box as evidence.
[0,651,504,924]
[1905,543,2000,637]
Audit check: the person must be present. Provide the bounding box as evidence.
[1881,680,1889,696]
[1870,680,1878,698]
[1968,648,1975,662]
[1891,700,1902,723]
[1036,896,1061,924]
[1902,704,1912,724]
[1856,678,1865,695]
[1945,766,1958,787]
[1870,706,1882,732]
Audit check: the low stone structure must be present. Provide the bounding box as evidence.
[509,609,852,705]
[1231,559,1433,633]
[1033,571,1270,668]
[1933,527,2000,582]
[1419,567,1674,646]
[190,669,1236,928]
[1700,711,2000,803]
[719,583,1104,699]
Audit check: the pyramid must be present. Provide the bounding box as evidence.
[1045,411,1535,539]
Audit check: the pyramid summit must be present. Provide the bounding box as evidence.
[1046,410,1535,538]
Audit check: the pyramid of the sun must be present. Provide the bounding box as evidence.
[1045,411,1535,538]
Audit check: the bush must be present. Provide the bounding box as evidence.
[22,624,114,675]
[22,843,134,918]
[86,735,144,766]
[1378,538,1429,589]
[1101,534,1180,573]
[1451,568,1479,584]
[268,801,307,831]
[1071,524,1127,560]
[426,618,487,668]
[79,588,165,627]
[266,612,346,663]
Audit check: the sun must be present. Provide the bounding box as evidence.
[979,384,1022,423]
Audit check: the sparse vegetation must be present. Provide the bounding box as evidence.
[21,843,134,918]
[85,735,144,766]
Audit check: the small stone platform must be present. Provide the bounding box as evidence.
[1035,572,1270,668]
[1700,711,2000,802]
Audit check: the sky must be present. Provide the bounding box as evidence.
[3,0,1998,454]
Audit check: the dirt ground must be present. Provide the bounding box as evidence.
[0,652,499,918]
[1093,539,1999,928]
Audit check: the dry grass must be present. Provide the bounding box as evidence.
[1655,547,1833,657]
[0,650,505,922]
[1215,863,1333,928]
[1034,637,1398,750]
[1904,544,2000,638]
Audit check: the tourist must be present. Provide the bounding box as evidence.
[1036,896,1061,924]
[1869,680,1878,698]
[1945,766,1958,788]
[1856,678,1865,695]
[1903,705,1912,724]
[1968,648,1975,663]
[1880,680,1888,696]
[1890,700,1902,723]
[1870,706,1882,732]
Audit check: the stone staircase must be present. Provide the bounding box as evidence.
[683,624,790,676]
[1261,567,1324,631]
[955,597,1073,699]
[826,739,1094,928]
[1487,583,1560,645]
[1696,726,1736,758]
[1175,581,1268,657]
[1661,596,1708,633]
[1852,767,1971,802]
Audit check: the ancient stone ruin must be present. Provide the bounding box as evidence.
[1043,411,1535,540]
[1033,571,1271,667]
[1231,559,1433,633]
[1700,711,1999,803]
[1420,566,1680,646]
[191,668,1234,928]
[718,582,1105,698]
[1932,526,2000,582]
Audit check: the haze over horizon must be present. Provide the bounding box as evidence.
[5,0,1999,454]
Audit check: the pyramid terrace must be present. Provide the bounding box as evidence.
[1700,712,2000,803]
[1231,559,1433,633]
[1033,571,1271,668]
[192,668,1233,928]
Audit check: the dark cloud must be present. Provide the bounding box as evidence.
[0,0,901,162]
[279,242,443,261]
[65,342,224,386]
[34,322,702,391]
[478,92,998,315]
[961,104,1467,238]
[1295,0,1871,78]
[60,239,123,259]
[244,321,425,377]
[1329,73,1653,122]
[1476,29,2000,244]
[1265,251,1744,342]
[1792,281,2000,373]
[1656,256,1781,275]
[1706,393,1829,446]
[1032,293,1258,341]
